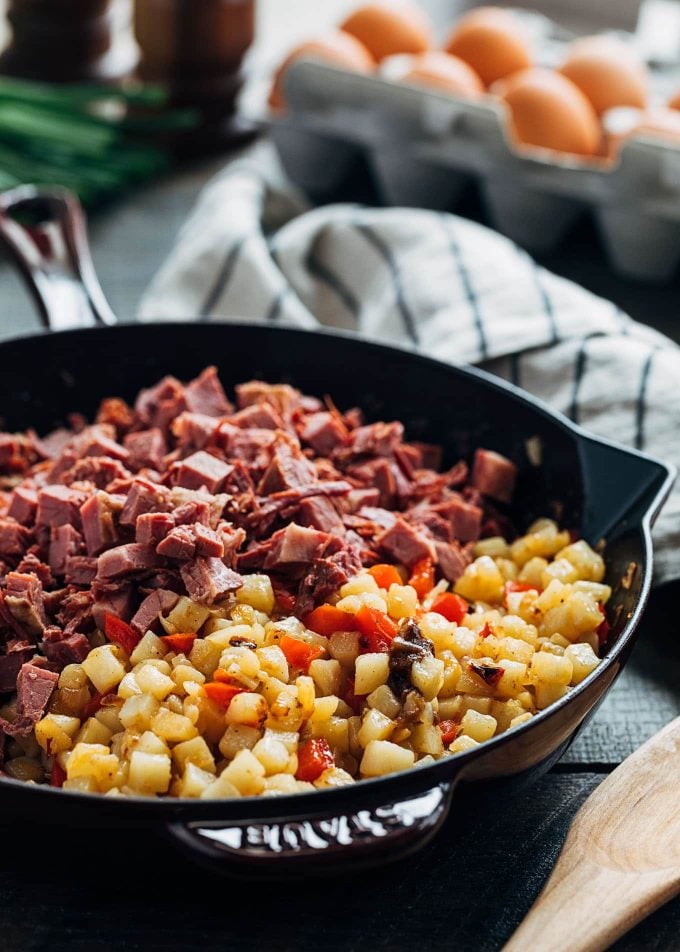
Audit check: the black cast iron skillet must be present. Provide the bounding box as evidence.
[0,185,674,878]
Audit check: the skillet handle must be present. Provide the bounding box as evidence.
[0,185,117,330]
[166,781,454,879]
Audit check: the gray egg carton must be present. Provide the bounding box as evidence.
[268,59,680,282]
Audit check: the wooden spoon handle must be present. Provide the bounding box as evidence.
[504,858,679,952]
[504,717,680,952]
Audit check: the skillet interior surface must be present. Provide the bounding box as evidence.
[0,321,672,830]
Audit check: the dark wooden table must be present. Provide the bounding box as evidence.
[0,142,679,951]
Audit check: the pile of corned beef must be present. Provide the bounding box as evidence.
[0,367,516,731]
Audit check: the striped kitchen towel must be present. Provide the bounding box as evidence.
[139,160,680,583]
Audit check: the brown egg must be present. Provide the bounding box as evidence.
[268,31,375,111]
[559,36,648,116]
[498,68,600,157]
[399,51,484,98]
[340,1,432,62]
[668,90,680,111]
[445,7,532,87]
[605,106,680,157]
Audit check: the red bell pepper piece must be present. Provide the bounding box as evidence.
[83,691,107,720]
[479,622,493,639]
[212,669,239,685]
[161,633,197,654]
[279,635,324,672]
[104,614,141,655]
[303,605,357,637]
[430,592,469,624]
[438,719,462,746]
[408,558,435,600]
[202,682,245,708]
[368,564,403,590]
[295,738,334,782]
[342,676,365,714]
[50,760,67,788]
[355,605,398,653]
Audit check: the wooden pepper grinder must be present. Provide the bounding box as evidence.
[0,0,138,83]
[133,0,258,152]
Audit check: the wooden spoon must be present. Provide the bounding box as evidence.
[503,717,680,952]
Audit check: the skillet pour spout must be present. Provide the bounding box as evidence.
[0,185,674,877]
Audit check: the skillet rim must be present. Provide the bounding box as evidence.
[0,320,674,820]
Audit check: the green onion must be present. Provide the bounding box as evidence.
[0,78,199,205]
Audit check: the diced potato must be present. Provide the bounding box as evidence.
[573,581,612,604]
[173,735,216,773]
[220,749,266,796]
[358,708,395,747]
[360,740,414,777]
[354,653,390,696]
[419,612,456,652]
[117,672,142,699]
[134,664,175,700]
[460,709,497,742]
[262,727,298,753]
[518,557,549,588]
[225,692,267,728]
[95,706,123,734]
[208,625,256,650]
[129,632,167,666]
[328,630,360,666]
[82,645,127,694]
[218,645,260,680]
[218,724,262,760]
[541,558,579,587]
[151,709,198,743]
[136,730,169,755]
[200,772,243,799]
[490,698,525,732]
[128,750,171,794]
[454,556,505,603]
[296,676,316,717]
[411,655,445,701]
[257,645,289,682]
[263,773,300,795]
[531,651,574,684]
[534,682,569,709]
[366,684,400,719]
[252,735,290,775]
[314,767,355,788]
[309,658,343,697]
[58,664,88,690]
[557,540,605,582]
[448,735,479,754]
[176,763,216,798]
[495,558,519,582]
[410,723,444,756]
[310,716,350,753]
[461,695,493,715]
[386,584,418,620]
[119,694,160,732]
[310,695,340,723]
[35,714,81,755]
[541,592,603,642]
[509,712,533,728]
[336,592,387,614]
[474,536,509,558]
[188,638,222,678]
[565,642,600,684]
[450,626,477,660]
[163,596,211,635]
[172,664,206,692]
[437,696,463,720]
[75,717,113,747]
[67,743,120,792]
[494,660,528,698]
[340,573,380,597]
[236,574,275,614]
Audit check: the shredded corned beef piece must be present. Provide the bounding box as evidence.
[0,367,519,724]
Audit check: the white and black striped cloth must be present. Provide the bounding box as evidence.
[139,160,680,584]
